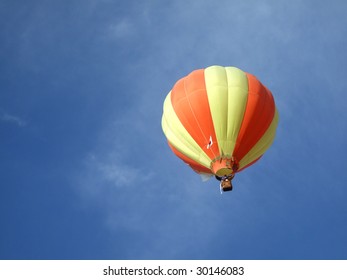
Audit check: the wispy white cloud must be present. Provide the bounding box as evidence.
[82,152,154,189]
[0,111,27,127]
[107,19,135,39]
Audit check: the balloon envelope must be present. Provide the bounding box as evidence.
[161,65,279,177]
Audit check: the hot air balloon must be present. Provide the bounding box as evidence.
[161,66,279,192]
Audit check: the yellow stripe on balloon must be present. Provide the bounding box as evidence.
[204,66,249,157]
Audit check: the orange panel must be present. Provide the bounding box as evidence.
[233,73,275,161]
[170,69,219,160]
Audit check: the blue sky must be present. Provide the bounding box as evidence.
[1,0,347,260]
